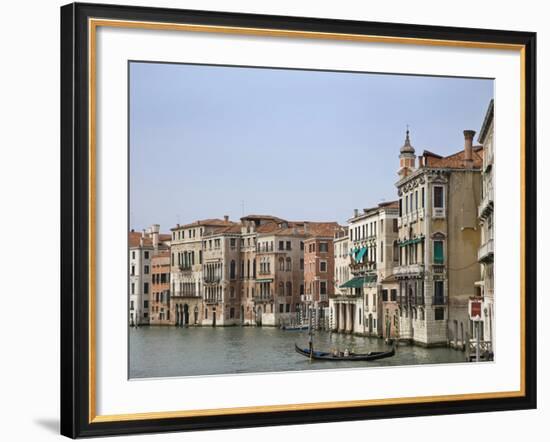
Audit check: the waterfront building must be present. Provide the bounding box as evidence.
[473,99,495,354]
[254,221,307,327]
[303,223,340,328]
[170,218,232,326]
[149,251,171,325]
[201,222,243,326]
[129,224,170,326]
[394,129,483,347]
[239,215,285,325]
[329,226,355,331]
[336,202,399,336]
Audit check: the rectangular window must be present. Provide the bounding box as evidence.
[230,238,236,248]
[279,303,284,313]
[279,241,284,250]
[144,251,149,259]
[399,199,402,217]
[319,242,328,253]
[143,282,149,294]
[143,300,149,308]
[434,186,444,208]
[300,258,304,270]
[390,289,397,301]
[435,307,445,320]
[380,241,384,262]
[320,261,327,272]
[144,265,149,274]
[415,190,418,209]
[131,283,135,295]
[286,304,290,313]
[286,241,291,250]
[405,195,409,214]
[130,300,134,310]
[300,241,304,250]
[320,281,327,295]
[132,251,135,259]
[434,280,445,304]
[382,289,388,302]
[393,219,398,232]
[433,240,444,264]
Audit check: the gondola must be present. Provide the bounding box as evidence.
[294,343,395,361]
[280,324,309,331]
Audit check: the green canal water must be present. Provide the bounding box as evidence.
[129,326,468,378]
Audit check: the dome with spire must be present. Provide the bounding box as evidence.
[400,128,415,155]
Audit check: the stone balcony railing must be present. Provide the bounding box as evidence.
[203,277,221,284]
[319,293,328,303]
[398,209,426,227]
[478,188,494,219]
[478,239,494,263]
[254,293,274,303]
[393,263,425,277]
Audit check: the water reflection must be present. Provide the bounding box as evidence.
[129,326,468,378]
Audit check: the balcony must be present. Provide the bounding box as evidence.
[393,263,425,278]
[203,277,221,284]
[319,293,328,303]
[432,296,447,306]
[478,239,494,263]
[478,188,494,219]
[173,291,200,298]
[204,297,220,304]
[432,264,446,275]
[433,207,445,219]
[254,294,274,303]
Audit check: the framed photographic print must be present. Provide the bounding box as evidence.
[60,2,537,438]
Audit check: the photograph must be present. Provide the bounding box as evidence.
[128,61,496,378]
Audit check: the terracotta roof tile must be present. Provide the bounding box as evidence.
[171,218,233,230]
[423,146,483,169]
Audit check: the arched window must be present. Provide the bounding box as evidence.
[253,259,256,278]
[230,260,236,279]
[279,258,284,271]
[286,281,292,296]
[286,257,291,271]
[278,282,284,296]
[247,259,250,278]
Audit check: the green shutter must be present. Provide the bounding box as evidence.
[433,241,444,264]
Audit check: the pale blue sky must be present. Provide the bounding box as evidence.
[129,62,493,230]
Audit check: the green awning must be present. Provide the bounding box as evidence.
[355,247,367,262]
[364,274,377,283]
[340,276,365,289]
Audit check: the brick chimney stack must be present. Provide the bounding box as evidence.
[463,130,476,168]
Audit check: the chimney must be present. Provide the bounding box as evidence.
[463,130,476,168]
[224,215,229,222]
[354,208,359,217]
[151,224,160,249]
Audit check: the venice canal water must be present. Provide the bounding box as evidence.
[129,326,468,378]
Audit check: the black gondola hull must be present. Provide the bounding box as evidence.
[294,343,395,361]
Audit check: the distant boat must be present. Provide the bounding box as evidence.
[294,343,395,361]
[281,324,309,331]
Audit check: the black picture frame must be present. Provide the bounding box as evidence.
[61,2,537,438]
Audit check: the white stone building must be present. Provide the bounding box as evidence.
[129,224,170,326]
[473,99,495,356]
